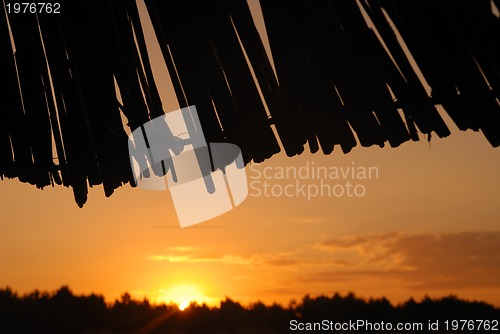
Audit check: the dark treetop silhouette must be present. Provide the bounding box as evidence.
[1,0,499,206]
[0,286,499,333]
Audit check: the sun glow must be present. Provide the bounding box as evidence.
[156,284,215,308]
[178,300,190,311]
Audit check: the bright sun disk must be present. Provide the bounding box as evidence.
[178,300,190,311]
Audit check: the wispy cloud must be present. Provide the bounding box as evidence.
[148,247,303,268]
[147,231,500,293]
[164,246,200,252]
[290,217,324,224]
[309,231,500,290]
[149,254,252,265]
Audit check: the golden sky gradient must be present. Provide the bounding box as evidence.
[1,123,499,306]
[1,0,499,308]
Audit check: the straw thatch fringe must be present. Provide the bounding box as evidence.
[1,0,157,206]
[0,0,499,206]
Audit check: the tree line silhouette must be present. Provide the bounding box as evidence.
[0,286,498,333]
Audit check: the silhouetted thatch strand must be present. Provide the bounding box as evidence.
[0,0,499,206]
[381,0,500,146]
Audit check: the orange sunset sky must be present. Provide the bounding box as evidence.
[1,0,499,308]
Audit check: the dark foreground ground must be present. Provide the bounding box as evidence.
[0,287,498,333]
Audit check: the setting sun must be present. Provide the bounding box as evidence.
[156,284,215,307]
[178,300,190,311]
